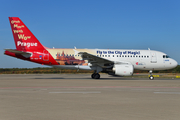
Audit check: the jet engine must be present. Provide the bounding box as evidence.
[112,64,134,76]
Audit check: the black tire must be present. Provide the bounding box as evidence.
[149,75,154,80]
[94,73,100,79]
[91,73,96,79]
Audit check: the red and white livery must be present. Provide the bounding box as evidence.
[5,17,178,79]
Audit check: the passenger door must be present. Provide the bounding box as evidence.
[150,52,157,63]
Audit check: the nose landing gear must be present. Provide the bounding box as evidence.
[149,70,154,80]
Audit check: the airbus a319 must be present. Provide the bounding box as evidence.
[4,17,178,79]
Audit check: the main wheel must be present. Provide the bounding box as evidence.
[91,73,100,79]
[94,73,100,79]
[91,73,96,79]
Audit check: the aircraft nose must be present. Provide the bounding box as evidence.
[171,59,178,68]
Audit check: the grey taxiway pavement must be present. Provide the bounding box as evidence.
[0,74,180,120]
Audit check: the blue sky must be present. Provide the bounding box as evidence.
[0,0,180,68]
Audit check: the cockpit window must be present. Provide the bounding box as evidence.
[163,55,170,58]
[166,55,170,58]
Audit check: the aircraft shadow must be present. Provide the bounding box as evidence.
[33,77,144,80]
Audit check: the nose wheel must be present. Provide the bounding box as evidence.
[149,75,154,80]
[91,73,100,79]
[149,70,154,80]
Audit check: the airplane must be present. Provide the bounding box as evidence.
[4,17,178,80]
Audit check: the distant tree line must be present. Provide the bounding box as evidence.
[0,65,180,74]
[0,67,93,74]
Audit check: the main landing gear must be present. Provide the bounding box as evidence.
[149,70,154,80]
[91,73,100,79]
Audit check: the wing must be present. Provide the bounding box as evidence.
[79,52,113,64]
[78,51,116,70]
[74,49,131,70]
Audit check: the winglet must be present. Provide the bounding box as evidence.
[73,49,79,55]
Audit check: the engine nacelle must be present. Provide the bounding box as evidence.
[113,64,134,76]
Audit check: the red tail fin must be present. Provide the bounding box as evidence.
[9,17,45,51]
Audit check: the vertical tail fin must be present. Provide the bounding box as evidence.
[9,17,45,51]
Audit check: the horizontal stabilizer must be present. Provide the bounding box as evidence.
[5,49,31,58]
